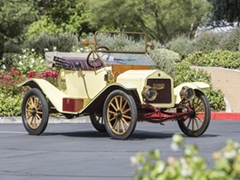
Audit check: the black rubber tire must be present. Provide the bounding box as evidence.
[21,88,49,135]
[90,114,106,132]
[178,89,211,137]
[103,90,137,140]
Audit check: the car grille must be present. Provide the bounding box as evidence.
[146,79,172,103]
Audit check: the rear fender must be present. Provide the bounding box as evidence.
[19,79,68,112]
[174,82,209,104]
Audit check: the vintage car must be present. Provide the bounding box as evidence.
[19,31,211,140]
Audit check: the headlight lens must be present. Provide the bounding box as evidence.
[142,86,158,101]
[180,86,195,101]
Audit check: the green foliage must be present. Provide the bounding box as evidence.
[26,1,92,39]
[185,50,240,68]
[0,94,23,116]
[192,32,224,53]
[1,53,21,69]
[132,134,240,180]
[0,32,4,60]
[87,0,212,43]
[150,49,176,77]
[166,35,192,59]
[25,16,64,38]
[204,88,226,112]
[5,49,47,75]
[219,28,240,51]
[174,61,211,86]
[0,0,37,39]
[24,33,80,55]
[0,68,26,116]
[174,61,225,111]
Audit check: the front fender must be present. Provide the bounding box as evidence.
[19,78,68,112]
[174,82,209,104]
[80,82,138,114]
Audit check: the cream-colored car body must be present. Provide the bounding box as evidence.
[20,64,209,114]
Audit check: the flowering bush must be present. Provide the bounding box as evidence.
[132,134,240,180]
[1,48,48,75]
[27,69,59,86]
[0,67,26,96]
[0,67,27,116]
[0,67,58,116]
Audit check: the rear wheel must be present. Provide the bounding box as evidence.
[90,113,106,132]
[178,89,210,137]
[103,90,137,140]
[21,88,49,135]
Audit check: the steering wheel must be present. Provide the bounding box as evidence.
[86,46,109,68]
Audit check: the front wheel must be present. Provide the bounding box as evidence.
[178,89,211,137]
[103,90,137,140]
[21,88,49,135]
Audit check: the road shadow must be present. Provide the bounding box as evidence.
[42,129,218,140]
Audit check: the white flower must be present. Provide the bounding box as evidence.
[2,65,6,69]
[23,55,26,58]
[53,46,57,51]
[130,156,138,165]
[31,58,35,63]
[44,48,49,52]
[19,61,23,65]
[31,48,35,52]
[181,167,193,177]
[224,150,237,160]
[30,65,33,68]
[40,59,44,63]
[22,49,26,53]
[170,142,181,151]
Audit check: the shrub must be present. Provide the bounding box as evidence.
[219,27,240,51]
[185,50,240,68]
[174,61,225,111]
[166,35,192,59]
[0,67,27,116]
[132,134,240,180]
[0,32,4,60]
[24,33,80,55]
[191,32,223,53]
[150,49,176,77]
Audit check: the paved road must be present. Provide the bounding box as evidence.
[0,119,239,180]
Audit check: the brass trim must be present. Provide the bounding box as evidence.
[153,83,165,90]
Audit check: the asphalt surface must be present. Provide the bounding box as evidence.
[0,117,239,180]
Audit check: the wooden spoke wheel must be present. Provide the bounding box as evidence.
[90,113,106,132]
[86,46,109,68]
[21,88,49,135]
[178,89,211,137]
[103,90,137,140]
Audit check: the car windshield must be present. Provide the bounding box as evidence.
[98,52,155,66]
[93,31,155,66]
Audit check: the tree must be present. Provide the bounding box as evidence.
[208,0,240,27]
[87,0,212,43]
[26,0,94,39]
[0,0,37,39]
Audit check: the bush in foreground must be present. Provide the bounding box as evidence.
[132,134,240,180]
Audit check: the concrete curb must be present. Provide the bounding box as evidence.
[1,113,240,124]
[0,116,91,124]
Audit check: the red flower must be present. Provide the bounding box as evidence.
[27,71,37,78]
[11,67,17,73]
